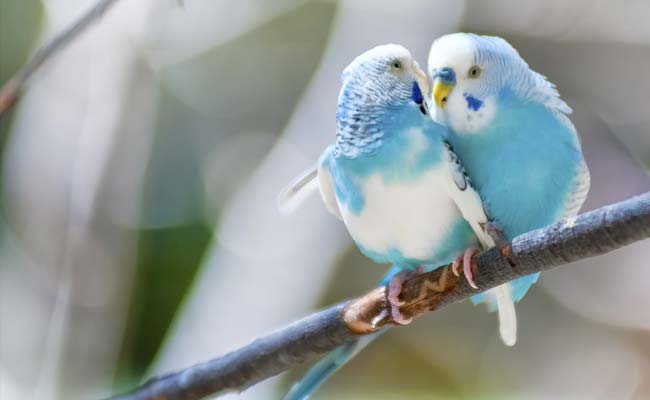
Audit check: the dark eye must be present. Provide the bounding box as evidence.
[468,65,481,78]
[391,60,402,71]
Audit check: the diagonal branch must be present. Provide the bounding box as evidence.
[108,191,650,400]
[0,0,122,118]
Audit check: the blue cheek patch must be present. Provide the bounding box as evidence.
[411,81,424,104]
[464,93,484,111]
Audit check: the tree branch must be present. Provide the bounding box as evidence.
[0,0,121,118]
[109,191,650,400]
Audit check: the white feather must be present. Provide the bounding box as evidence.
[277,165,318,214]
[332,128,474,259]
[560,157,591,219]
[340,166,466,260]
[442,143,518,346]
[442,147,494,247]
[317,161,342,220]
[494,284,517,346]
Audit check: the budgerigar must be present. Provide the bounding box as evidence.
[279,44,502,400]
[428,32,590,330]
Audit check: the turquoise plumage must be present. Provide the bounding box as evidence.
[306,44,493,275]
[429,33,590,309]
[280,34,590,399]
[280,44,500,399]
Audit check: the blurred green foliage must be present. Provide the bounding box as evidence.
[0,0,43,88]
[115,223,211,388]
[114,0,337,387]
[0,0,43,219]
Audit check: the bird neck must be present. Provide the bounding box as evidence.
[334,108,443,184]
[334,101,421,158]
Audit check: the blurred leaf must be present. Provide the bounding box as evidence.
[0,0,43,89]
[0,0,43,198]
[114,223,211,387]
[0,1,43,256]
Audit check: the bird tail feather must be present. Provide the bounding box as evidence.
[283,334,381,400]
[471,273,540,346]
[470,228,529,347]
[277,164,318,214]
[494,284,517,346]
[282,266,403,400]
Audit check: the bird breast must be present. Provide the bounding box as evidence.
[340,166,465,264]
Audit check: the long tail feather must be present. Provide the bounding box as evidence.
[283,266,403,399]
[469,223,518,347]
[494,284,517,346]
[283,335,380,400]
[277,165,318,214]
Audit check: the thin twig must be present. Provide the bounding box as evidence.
[108,191,650,400]
[0,0,121,118]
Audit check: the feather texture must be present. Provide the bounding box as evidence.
[429,33,590,344]
[494,284,517,346]
[277,164,318,214]
[561,158,591,219]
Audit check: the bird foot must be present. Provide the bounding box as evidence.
[452,246,480,289]
[387,266,423,324]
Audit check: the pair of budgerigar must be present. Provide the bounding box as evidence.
[278,33,590,400]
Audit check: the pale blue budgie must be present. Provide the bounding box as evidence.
[428,32,590,313]
[279,44,507,399]
[280,34,591,399]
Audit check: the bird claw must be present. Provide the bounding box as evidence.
[391,305,412,325]
[387,268,422,324]
[387,276,406,307]
[451,255,461,277]
[452,247,480,289]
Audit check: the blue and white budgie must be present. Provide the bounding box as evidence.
[279,44,508,400]
[428,33,590,316]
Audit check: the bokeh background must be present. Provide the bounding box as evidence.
[1,0,650,399]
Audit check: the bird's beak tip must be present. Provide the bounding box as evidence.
[433,79,454,109]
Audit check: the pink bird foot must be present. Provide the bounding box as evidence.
[452,247,480,289]
[387,267,423,324]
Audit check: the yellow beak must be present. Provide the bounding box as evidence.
[433,79,454,108]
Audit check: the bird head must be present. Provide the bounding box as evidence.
[334,44,432,157]
[427,33,530,132]
[339,44,430,117]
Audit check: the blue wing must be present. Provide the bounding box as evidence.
[466,104,589,309]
